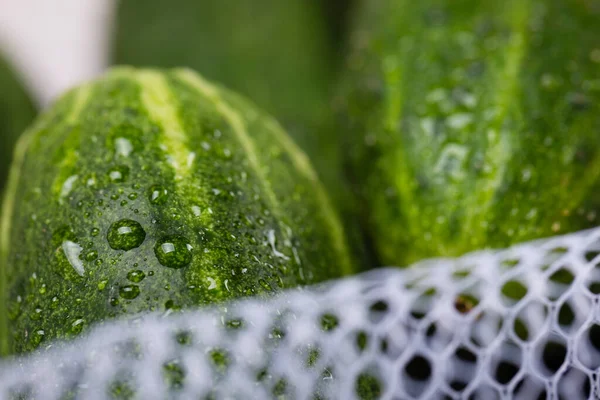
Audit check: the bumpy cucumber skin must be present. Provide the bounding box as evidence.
[0,54,36,192]
[339,0,600,266]
[0,68,353,354]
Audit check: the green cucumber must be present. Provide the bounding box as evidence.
[113,0,371,269]
[113,0,334,174]
[0,67,354,354]
[339,0,600,266]
[0,54,36,192]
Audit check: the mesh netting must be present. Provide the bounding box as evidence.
[2,227,600,399]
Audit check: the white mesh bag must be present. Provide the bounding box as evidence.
[2,227,600,399]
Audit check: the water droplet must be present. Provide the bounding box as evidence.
[31,329,45,348]
[206,277,217,290]
[115,137,133,157]
[154,236,193,269]
[60,175,79,201]
[97,280,108,291]
[71,318,85,335]
[187,152,196,168]
[107,219,146,251]
[148,185,168,205]
[447,113,473,130]
[108,165,130,183]
[127,270,146,283]
[110,297,120,306]
[426,88,447,103]
[128,192,138,200]
[50,296,59,309]
[267,230,290,260]
[63,240,85,276]
[259,279,273,291]
[86,175,97,187]
[85,250,98,262]
[30,306,43,320]
[119,285,140,299]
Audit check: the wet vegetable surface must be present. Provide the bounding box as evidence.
[339,0,600,266]
[0,67,354,354]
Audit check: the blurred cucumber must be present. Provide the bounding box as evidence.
[0,53,36,193]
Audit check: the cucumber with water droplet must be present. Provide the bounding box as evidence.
[339,0,600,266]
[0,67,354,354]
[0,53,36,193]
[113,0,371,270]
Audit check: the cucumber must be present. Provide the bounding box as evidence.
[0,67,354,354]
[113,0,371,269]
[339,0,600,266]
[0,54,36,192]
[113,0,334,175]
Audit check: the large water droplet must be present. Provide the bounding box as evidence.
[154,236,193,269]
[127,269,146,283]
[148,185,168,205]
[63,240,85,276]
[107,219,146,251]
[119,285,140,299]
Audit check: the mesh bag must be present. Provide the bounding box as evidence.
[2,227,600,399]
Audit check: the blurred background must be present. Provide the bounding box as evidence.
[0,0,356,212]
[0,0,352,106]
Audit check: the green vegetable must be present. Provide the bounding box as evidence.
[113,0,371,269]
[339,0,600,266]
[0,53,36,192]
[0,67,353,354]
[113,0,335,176]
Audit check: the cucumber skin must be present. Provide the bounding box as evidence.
[0,54,36,192]
[339,0,600,266]
[0,68,353,354]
